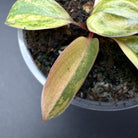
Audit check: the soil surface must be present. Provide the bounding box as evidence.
[24,0,138,102]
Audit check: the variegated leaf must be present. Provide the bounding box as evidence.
[5,0,73,30]
[113,35,138,69]
[41,37,99,121]
[87,0,138,37]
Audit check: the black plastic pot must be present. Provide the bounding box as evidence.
[18,29,138,111]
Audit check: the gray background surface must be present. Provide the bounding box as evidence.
[0,0,138,138]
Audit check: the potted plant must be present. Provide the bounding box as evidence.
[6,0,138,122]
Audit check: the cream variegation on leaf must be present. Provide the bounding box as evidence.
[41,37,99,121]
[5,0,73,30]
[113,36,138,69]
[87,0,138,37]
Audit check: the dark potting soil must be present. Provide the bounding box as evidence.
[24,0,138,102]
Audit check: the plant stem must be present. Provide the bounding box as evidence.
[72,21,88,31]
[88,32,94,39]
[72,21,94,39]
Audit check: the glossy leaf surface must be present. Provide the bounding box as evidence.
[5,0,72,30]
[87,0,138,37]
[113,36,138,69]
[41,37,99,121]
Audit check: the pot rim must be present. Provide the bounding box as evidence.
[18,29,138,111]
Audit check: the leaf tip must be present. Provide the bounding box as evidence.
[5,19,9,25]
[41,100,47,123]
[41,107,48,123]
[42,117,47,124]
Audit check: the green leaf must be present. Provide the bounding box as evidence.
[41,37,99,121]
[5,0,73,30]
[113,36,138,69]
[87,0,138,37]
